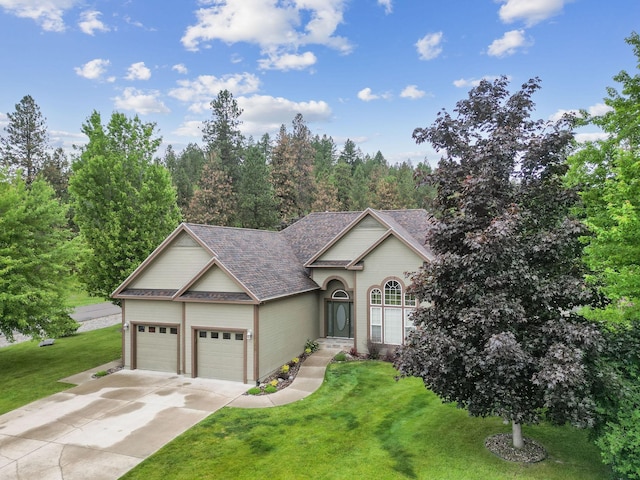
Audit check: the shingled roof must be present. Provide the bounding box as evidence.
[114,208,432,303]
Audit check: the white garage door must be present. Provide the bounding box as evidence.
[196,330,244,382]
[136,324,179,373]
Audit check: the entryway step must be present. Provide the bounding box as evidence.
[315,337,354,350]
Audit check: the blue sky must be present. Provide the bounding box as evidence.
[0,0,638,166]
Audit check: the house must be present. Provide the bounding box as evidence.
[112,208,434,384]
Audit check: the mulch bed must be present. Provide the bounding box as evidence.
[485,433,547,463]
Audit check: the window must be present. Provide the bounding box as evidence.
[199,331,207,338]
[235,333,244,341]
[370,280,414,346]
[211,331,219,339]
[138,325,145,332]
[159,327,167,334]
[223,332,231,340]
[370,288,382,305]
[384,280,402,305]
[170,327,178,335]
[332,289,349,299]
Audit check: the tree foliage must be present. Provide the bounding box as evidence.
[0,173,78,340]
[395,77,601,448]
[1,95,49,185]
[69,111,181,301]
[566,32,640,479]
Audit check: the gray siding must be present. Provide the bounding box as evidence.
[318,220,386,261]
[258,293,318,380]
[192,265,244,292]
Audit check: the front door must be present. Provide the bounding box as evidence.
[326,301,353,338]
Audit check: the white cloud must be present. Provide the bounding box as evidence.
[181,0,352,64]
[416,32,443,60]
[0,112,8,128]
[453,75,502,88]
[357,87,391,102]
[78,10,109,35]
[400,85,425,99]
[487,30,531,57]
[168,73,261,111]
[173,120,202,138]
[74,58,111,80]
[575,132,609,143]
[113,88,170,115]
[0,0,78,32]
[125,62,152,81]
[378,0,392,14]
[498,0,568,27]
[172,63,188,75]
[588,102,612,117]
[238,94,332,137]
[258,51,317,71]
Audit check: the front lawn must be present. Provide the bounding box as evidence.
[122,361,610,480]
[0,324,122,415]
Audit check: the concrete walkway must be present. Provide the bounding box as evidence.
[228,347,341,408]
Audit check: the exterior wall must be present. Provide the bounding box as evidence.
[184,302,254,379]
[257,292,319,380]
[130,233,212,289]
[353,236,424,353]
[122,299,183,370]
[318,218,386,261]
[192,266,244,292]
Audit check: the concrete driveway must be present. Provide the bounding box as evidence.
[0,366,249,479]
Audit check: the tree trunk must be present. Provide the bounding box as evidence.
[512,422,524,449]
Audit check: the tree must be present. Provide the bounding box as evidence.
[394,77,601,450]
[566,32,640,479]
[39,147,70,201]
[1,95,50,184]
[237,145,278,229]
[164,143,206,213]
[69,111,181,301]
[290,113,316,213]
[338,138,362,170]
[0,173,78,340]
[187,152,235,226]
[271,124,299,222]
[202,89,245,188]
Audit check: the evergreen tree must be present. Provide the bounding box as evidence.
[338,138,362,170]
[39,147,70,201]
[237,145,278,229]
[290,113,316,213]
[271,124,299,222]
[164,143,206,212]
[395,77,601,450]
[1,95,49,185]
[187,152,235,226]
[311,174,340,212]
[69,111,181,301]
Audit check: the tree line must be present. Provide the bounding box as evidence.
[1,32,639,479]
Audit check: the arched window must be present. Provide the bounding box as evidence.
[332,289,349,299]
[384,280,402,305]
[369,280,416,346]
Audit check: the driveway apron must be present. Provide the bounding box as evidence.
[0,369,248,480]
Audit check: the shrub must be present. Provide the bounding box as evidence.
[334,352,347,362]
[305,338,319,353]
[94,370,108,378]
[247,387,262,395]
[281,364,290,374]
[291,357,300,364]
[349,347,359,357]
[264,385,277,394]
[305,348,312,354]
[269,379,278,387]
[367,340,381,360]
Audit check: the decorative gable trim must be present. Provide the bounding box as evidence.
[172,257,259,304]
[346,229,431,269]
[112,223,214,298]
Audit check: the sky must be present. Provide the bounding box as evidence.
[0,0,638,166]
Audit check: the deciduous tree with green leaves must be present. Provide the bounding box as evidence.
[566,32,640,479]
[69,111,181,302]
[0,173,78,340]
[395,77,601,451]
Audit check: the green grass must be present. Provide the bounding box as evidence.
[122,361,611,480]
[0,325,122,414]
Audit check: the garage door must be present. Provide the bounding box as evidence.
[136,324,179,373]
[196,330,244,382]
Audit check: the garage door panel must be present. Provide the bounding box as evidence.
[196,330,244,382]
[136,325,178,373]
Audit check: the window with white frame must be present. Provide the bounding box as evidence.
[369,280,416,345]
